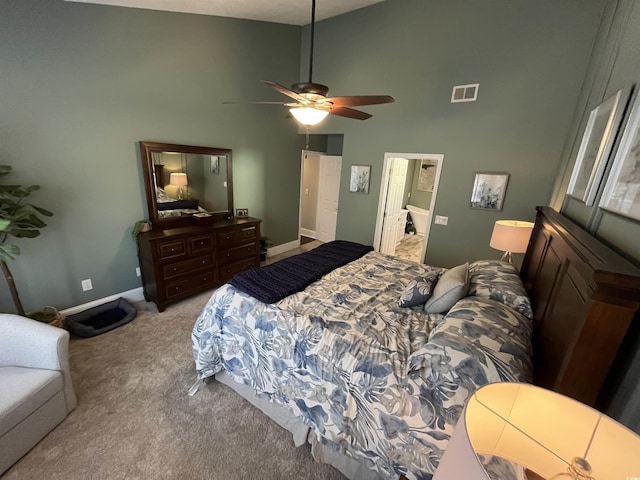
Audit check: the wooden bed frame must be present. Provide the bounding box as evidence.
[521,206,640,409]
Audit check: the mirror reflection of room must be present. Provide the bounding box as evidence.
[152,151,229,219]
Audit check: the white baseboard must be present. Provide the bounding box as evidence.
[300,228,316,238]
[60,287,146,316]
[267,239,300,258]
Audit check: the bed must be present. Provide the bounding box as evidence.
[190,207,640,480]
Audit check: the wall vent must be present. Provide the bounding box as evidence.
[451,83,479,103]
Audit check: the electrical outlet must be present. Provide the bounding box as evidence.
[136,267,141,277]
[434,215,449,225]
[81,279,93,291]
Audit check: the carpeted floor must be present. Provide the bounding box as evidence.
[2,285,345,479]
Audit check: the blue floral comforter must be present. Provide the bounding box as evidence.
[192,252,533,479]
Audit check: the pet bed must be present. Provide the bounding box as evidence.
[64,297,136,337]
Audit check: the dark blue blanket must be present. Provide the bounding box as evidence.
[229,240,374,304]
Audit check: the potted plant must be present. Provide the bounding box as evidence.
[132,219,152,241]
[260,236,274,262]
[0,165,54,316]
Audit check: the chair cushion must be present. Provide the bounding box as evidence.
[0,366,63,437]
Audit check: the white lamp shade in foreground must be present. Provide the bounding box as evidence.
[169,172,188,186]
[289,107,329,126]
[489,220,534,254]
[433,383,640,480]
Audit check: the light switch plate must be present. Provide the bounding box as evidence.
[434,215,449,225]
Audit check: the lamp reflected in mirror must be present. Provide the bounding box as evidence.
[170,172,188,200]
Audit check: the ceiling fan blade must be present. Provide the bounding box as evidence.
[326,95,395,107]
[329,106,372,120]
[223,101,288,105]
[262,80,310,104]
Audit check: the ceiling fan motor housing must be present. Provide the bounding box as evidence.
[291,82,330,96]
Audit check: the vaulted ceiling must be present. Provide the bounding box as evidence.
[64,0,387,25]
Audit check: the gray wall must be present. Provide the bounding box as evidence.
[0,0,302,312]
[548,0,640,432]
[305,0,605,267]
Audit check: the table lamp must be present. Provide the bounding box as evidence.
[433,382,640,480]
[489,220,534,263]
[169,172,188,200]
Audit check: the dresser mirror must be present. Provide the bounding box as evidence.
[140,141,234,228]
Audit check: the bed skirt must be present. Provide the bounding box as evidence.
[213,371,386,480]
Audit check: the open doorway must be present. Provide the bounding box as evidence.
[299,150,343,244]
[373,153,444,263]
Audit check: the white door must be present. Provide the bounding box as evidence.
[316,155,342,243]
[380,158,409,255]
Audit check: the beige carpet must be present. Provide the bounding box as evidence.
[2,288,345,479]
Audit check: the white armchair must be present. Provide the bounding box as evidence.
[0,314,77,474]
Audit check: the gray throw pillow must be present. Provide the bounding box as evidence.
[398,271,441,307]
[424,262,470,314]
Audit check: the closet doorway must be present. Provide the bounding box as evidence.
[299,151,342,243]
[373,153,444,263]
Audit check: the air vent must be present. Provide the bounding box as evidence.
[451,83,479,103]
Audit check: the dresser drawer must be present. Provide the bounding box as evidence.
[217,225,258,248]
[165,269,216,299]
[162,255,213,280]
[158,239,186,260]
[190,234,214,254]
[219,242,257,266]
[219,257,259,281]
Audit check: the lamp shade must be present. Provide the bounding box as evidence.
[289,107,329,126]
[433,383,640,480]
[169,172,188,186]
[489,220,534,254]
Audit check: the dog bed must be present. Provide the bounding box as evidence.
[64,297,137,337]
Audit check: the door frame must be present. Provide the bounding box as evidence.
[299,150,324,242]
[373,152,444,261]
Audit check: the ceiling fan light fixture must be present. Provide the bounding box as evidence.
[289,106,329,126]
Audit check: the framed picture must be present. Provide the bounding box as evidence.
[417,159,438,192]
[567,88,628,206]
[599,90,640,221]
[210,155,219,175]
[470,172,510,211]
[235,208,248,218]
[350,164,371,194]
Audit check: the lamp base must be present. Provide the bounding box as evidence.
[500,251,513,264]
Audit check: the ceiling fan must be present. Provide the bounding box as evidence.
[230,0,394,127]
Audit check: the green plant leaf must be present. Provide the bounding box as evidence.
[0,219,10,231]
[7,229,40,238]
[29,204,53,217]
[0,244,20,261]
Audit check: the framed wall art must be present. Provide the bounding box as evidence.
[470,172,510,211]
[566,88,629,206]
[210,155,219,175]
[599,90,640,221]
[235,208,248,218]
[417,159,438,192]
[349,164,371,194]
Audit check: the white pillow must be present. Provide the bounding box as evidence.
[424,262,470,314]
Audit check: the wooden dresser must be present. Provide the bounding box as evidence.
[137,217,261,311]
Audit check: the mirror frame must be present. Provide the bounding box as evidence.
[140,141,234,229]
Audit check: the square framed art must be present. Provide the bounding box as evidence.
[470,172,510,211]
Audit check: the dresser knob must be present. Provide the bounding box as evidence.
[203,277,207,281]
[200,241,204,245]
[226,253,230,257]
[173,267,177,272]
[202,260,206,264]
